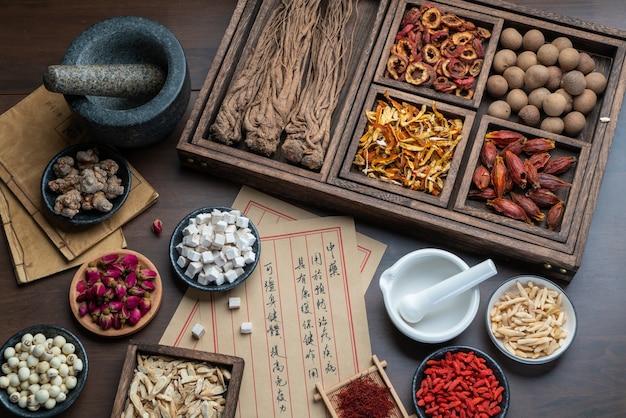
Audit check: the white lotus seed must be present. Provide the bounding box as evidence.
[21,333,34,345]
[33,333,46,345]
[31,344,45,358]
[50,375,63,387]
[66,354,76,365]
[49,357,61,370]
[37,361,50,374]
[50,346,61,356]
[53,336,66,348]
[3,347,16,359]
[1,362,12,374]
[48,385,61,398]
[18,366,31,381]
[7,356,19,369]
[35,389,50,403]
[65,375,77,390]
[28,383,40,394]
[39,373,50,384]
[46,368,59,378]
[19,351,29,361]
[26,355,39,368]
[18,395,28,408]
[72,358,84,373]
[41,350,54,362]
[44,397,56,409]
[62,343,75,355]
[0,375,9,389]
[56,391,66,402]
[9,391,20,403]
[27,373,39,385]
[9,373,20,387]
[58,363,69,377]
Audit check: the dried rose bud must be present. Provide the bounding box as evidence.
[141,281,156,292]
[125,295,142,310]
[99,313,113,330]
[115,284,127,300]
[139,298,152,316]
[124,271,137,288]
[121,254,139,271]
[100,253,119,266]
[138,269,158,281]
[85,268,102,284]
[151,218,163,236]
[78,302,89,317]
[128,308,142,326]
[108,301,124,313]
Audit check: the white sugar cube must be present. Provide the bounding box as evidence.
[233,256,245,268]
[185,261,203,278]
[197,272,210,285]
[183,223,199,236]
[235,216,249,228]
[195,213,212,225]
[210,210,223,223]
[223,245,240,260]
[215,220,228,232]
[212,233,225,249]
[201,250,215,264]
[223,212,236,224]
[191,323,205,339]
[229,297,241,309]
[186,249,201,262]
[240,322,252,334]
[243,250,256,265]
[177,255,189,268]
[214,274,225,286]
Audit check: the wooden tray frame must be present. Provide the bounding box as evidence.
[177,0,626,281]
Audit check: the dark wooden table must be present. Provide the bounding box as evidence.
[1,1,625,417]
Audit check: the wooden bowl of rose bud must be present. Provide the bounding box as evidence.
[68,249,162,337]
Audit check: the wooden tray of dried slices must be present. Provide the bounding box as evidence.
[177,0,626,281]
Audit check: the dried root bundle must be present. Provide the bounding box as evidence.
[282,0,355,169]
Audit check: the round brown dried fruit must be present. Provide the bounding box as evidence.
[528,87,551,110]
[524,64,549,90]
[492,49,517,74]
[545,66,563,91]
[585,71,607,94]
[558,47,580,71]
[551,36,573,51]
[563,111,586,137]
[573,89,597,114]
[487,100,511,119]
[543,93,567,117]
[537,43,560,66]
[518,104,541,127]
[516,50,538,71]
[522,29,545,52]
[506,88,528,112]
[555,88,574,113]
[541,117,565,134]
[500,27,523,50]
[576,52,596,74]
[486,75,509,97]
[503,66,525,90]
[561,70,586,96]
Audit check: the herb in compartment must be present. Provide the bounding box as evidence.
[353,93,463,196]
[386,4,492,99]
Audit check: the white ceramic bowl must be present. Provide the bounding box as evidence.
[379,248,480,343]
[486,275,577,364]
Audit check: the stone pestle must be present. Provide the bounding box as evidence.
[43,64,166,99]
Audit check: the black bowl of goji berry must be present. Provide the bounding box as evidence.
[412,345,510,418]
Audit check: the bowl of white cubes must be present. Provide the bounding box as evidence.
[169,206,260,291]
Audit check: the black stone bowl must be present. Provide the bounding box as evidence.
[169,206,261,292]
[62,16,190,147]
[0,324,89,417]
[412,345,510,418]
[41,143,131,225]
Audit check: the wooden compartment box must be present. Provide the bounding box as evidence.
[177,0,626,280]
[111,341,245,418]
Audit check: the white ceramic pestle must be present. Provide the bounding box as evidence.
[398,259,497,324]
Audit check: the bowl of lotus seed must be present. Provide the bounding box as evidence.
[0,324,88,417]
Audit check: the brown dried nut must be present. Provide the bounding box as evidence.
[523,138,556,154]
[491,155,508,198]
[422,44,441,65]
[480,141,498,169]
[421,6,442,29]
[542,156,577,175]
[510,192,545,222]
[538,173,572,191]
[473,164,492,190]
[547,201,565,230]
[526,188,562,207]
[528,153,551,171]
[504,150,528,189]
[387,54,408,80]
[406,61,436,86]
[486,130,526,148]
[487,198,533,224]
[469,187,497,200]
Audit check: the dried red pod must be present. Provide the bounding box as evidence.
[387,54,408,80]
[480,141,498,169]
[523,138,556,154]
[504,150,527,189]
[472,164,492,190]
[524,158,540,189]
[501,138,526,155]
[491,155,508,198]
[543,156,577,175]
[547,201,565,230]
[486,130,525,148]
[510,192,545,222]
[468,187,497,200]
[406,61,436,86]
[487,198,533,224]
[528,152,551,171]
[538,173,572,191]
[526,188,562,207]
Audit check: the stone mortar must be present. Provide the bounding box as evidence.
[62,16,190,147]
